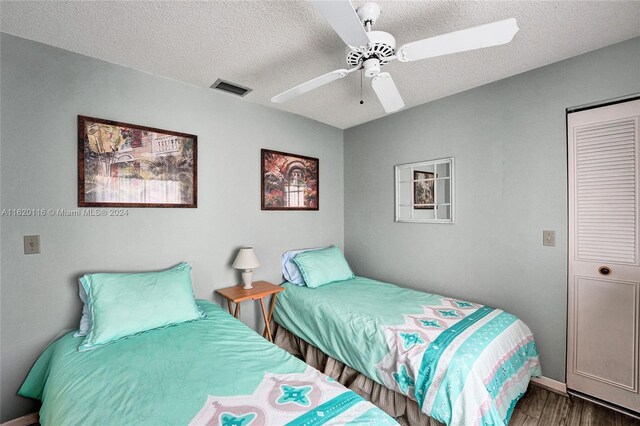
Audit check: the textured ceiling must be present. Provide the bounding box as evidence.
[1,1,639,129]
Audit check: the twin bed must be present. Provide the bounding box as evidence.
[19,264,394,425]
[272,247,541,426]
[19,248,540,426]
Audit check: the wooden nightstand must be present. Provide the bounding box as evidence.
[215,281,284,342]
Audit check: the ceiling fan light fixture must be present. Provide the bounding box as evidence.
[363,58,381,77]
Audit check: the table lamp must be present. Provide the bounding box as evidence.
[232,247,260,290]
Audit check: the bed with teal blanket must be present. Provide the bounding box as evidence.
[273,277,541,426]
[19,300,396,425]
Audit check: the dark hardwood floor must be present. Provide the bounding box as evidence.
[510,385,639,426]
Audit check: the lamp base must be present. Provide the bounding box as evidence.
[241,270,253,290]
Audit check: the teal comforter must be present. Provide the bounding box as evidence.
[274,277,541,426]
[20,300,396,425]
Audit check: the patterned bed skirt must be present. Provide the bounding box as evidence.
[272,322,444,426]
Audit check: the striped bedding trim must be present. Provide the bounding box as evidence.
[414,306,496,407]
[286,391,364,426]
[427,312,520,424]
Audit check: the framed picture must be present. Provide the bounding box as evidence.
[78,116,197,208]
[413,170,434,209]
[261,149,319,210]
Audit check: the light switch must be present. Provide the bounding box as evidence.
[543,230,555,247]
[24,235,40,254]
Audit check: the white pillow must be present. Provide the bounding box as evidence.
[281,247,324,285]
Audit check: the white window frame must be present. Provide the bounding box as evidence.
[394,157,455,224]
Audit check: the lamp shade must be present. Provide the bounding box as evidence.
[232,247,260,270]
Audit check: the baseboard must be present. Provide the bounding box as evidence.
[1,413,39,426]
[531,376,568,396]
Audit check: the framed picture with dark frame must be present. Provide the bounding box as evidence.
[78,115,197,208]
[261,149,319,210]
[413,170,434,209]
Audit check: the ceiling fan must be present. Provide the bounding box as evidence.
[271,1,519,113]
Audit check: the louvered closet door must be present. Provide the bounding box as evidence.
[567,99,640,413]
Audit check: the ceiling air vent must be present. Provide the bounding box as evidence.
[210,79,252,97]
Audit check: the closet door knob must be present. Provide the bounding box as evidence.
[598,266,611,276]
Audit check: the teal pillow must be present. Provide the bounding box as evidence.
[292,246,354,288]
[79,263,204,352]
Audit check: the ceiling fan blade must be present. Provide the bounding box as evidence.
[311,0,370,47]
[371,72,405,113]
[396,18,519,62]
[271,68,353,103]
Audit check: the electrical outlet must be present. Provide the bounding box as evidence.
[543,230,555,247]
[24,235,40,254]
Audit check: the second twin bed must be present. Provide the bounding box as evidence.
[272,247,541,426]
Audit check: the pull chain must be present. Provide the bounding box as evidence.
[360,68,364,105]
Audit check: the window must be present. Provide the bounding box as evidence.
[285,167,306,207]
[395,158,454,223]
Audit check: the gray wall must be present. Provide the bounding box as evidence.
[0,34,344,421]
[344,37,640,382]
